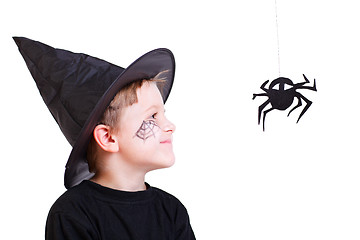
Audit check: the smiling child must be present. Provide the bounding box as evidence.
[14,37,195,240]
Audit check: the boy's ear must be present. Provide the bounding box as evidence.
[93,124,119,153]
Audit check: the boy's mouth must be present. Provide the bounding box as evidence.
[160,139,172,144]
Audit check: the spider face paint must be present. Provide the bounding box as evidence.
[134,119,160,141]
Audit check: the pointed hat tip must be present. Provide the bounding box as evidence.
[12,36,25,47]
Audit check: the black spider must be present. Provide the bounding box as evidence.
[252,74,317,131]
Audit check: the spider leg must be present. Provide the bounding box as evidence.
[252,93,267,100]
[260,80,269,91]
[287,96,302,117]
[303,74,310,83]
[296,93,312,123]
[297,75,317,91]
[262,107,274,131]
[258,99,270,125]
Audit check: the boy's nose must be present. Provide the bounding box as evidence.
[162,119,176,133]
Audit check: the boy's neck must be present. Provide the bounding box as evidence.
[91,170,147,192]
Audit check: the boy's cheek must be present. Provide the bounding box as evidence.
[133,120,161,142]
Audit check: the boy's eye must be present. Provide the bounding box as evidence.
[151,113,157,119]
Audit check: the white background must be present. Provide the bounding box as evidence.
[1,0,360,239]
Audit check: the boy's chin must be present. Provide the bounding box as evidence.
[148,157,175,172]
[164,158,175,168]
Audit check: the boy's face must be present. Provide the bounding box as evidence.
[113,81,176,172]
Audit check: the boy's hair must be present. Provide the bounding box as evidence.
[87,70,168,173]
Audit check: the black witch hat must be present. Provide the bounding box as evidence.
[13,37,175,189]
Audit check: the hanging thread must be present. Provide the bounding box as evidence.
[275,0,281,76]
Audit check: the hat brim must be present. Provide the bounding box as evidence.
[64,48,175,189]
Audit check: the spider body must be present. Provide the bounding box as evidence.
[252,74,317,131]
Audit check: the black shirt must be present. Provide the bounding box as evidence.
[45,181,195,240]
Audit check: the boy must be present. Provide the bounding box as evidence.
[14,37,195,239]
